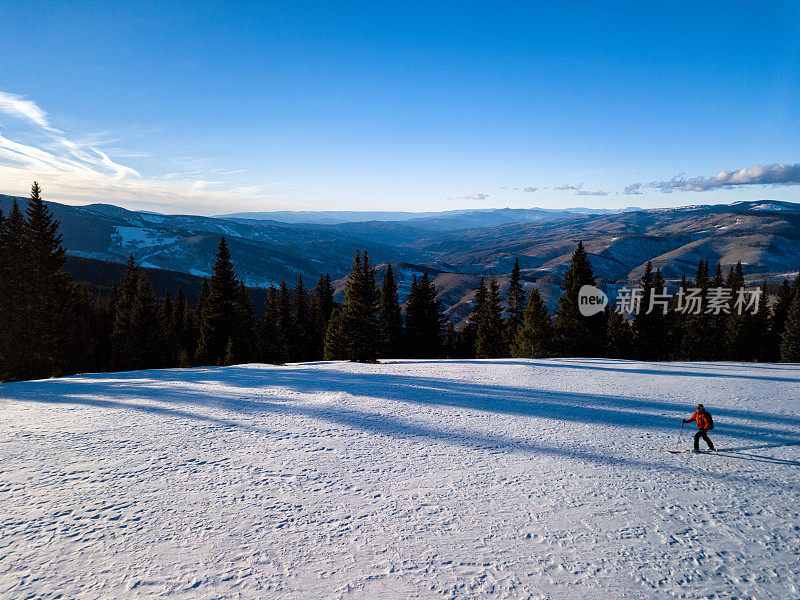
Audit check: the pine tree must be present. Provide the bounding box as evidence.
[0,201,26,379]
[749,280,771,362]
[605,307,634,358]
[327,250,379,362]
[377,264,404,358]
[111,256,138,369]
[780,292,800,362]
[275,279,293,358]
[476,276,506,358]
[290,275,314,362]
[311,273,335,359]
[405,270,443,358]
[21,183,73,378]
[510,288,553,358]
[64,282,110,375]
[172,288,195,363]
[723,261,750,360]
[664,273,687,359]
[442,322,459,359]
[196,279,210,319]
[460,277,487,359]
[680,260,713,360]
[196,237,239,365]
[229,282,256,364]
[162,291,176,365]
[111,257,163,370]
[769,276,797,361]
[707,262,728,360]
[129,273,165,369]
[323,307,348,360]
[553,242,606,357]
[505,258,526,342]
[633,260,655,357]
[256,285,287,364]
[634,262,667,360]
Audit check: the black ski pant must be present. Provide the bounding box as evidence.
[694,429,715,451]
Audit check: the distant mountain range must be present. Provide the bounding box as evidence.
[2,194,799,323]
[218,206,636,227]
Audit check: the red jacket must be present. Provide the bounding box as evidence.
[686,410,713,431]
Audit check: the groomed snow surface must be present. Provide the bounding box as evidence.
[2,359,799,599]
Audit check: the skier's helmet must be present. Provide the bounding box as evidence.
[697,403,704,410]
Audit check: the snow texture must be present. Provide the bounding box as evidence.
[1,359,799,599]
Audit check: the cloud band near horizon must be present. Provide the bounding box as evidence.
[627,163,800,194]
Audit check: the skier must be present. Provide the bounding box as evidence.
[683,403,715,452]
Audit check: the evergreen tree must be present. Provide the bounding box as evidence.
[475,276,506,358]
[664,273,688,359]
[605,307,634,358]
[780,292,800,362]
[0,201,27,379]
[22,183,73,378]
[275,279,293,358]
[769,276,797,361]
[162,291,176,365]
[442,322,459,359]
[649,266,668,359]
[196,279,210,319]
[633,260,655,357]
[723,261,750,360]
[65,282,112,374]
[748,280,771,362]
[377,264,404,358]
[290,275,314,362]
[327,250,379,362]
[460,277,487,359]
[323,307,348,360]
[707,262,728,360]
[633,262,667,360]
[680,260,713,360]
[553,241,606,356]
[111,255,139,369]
[196,237,239,365]
[311,274,335,359]
[405,270,443,358]
[229,282,256,364]
[256,285,288,364]
[129,273,165,369]
[172,288,195,364]
[505,258,526,341]
[111,257,163,370]
[510,288,553,358]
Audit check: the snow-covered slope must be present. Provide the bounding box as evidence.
[2,360,799,599]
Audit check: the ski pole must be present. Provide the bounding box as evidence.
[675,421,684,451]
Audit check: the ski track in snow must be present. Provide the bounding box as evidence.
[1,359,799,599]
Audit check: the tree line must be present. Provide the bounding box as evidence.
[1,183,799,382]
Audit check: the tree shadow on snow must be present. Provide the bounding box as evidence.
[3,360,800,484]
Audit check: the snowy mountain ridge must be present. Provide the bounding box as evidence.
[1,195,799,309]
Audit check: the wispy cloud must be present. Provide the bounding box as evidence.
[447,192,489,201]
[650,163,800,193]
[575,189,608,196]
[523,186,537,193]
[624,183,643,195]
[555,183,579,190]
[0,92,56,130]
[0,90,295,213]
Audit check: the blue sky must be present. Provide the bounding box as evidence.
[0,2,798,214]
